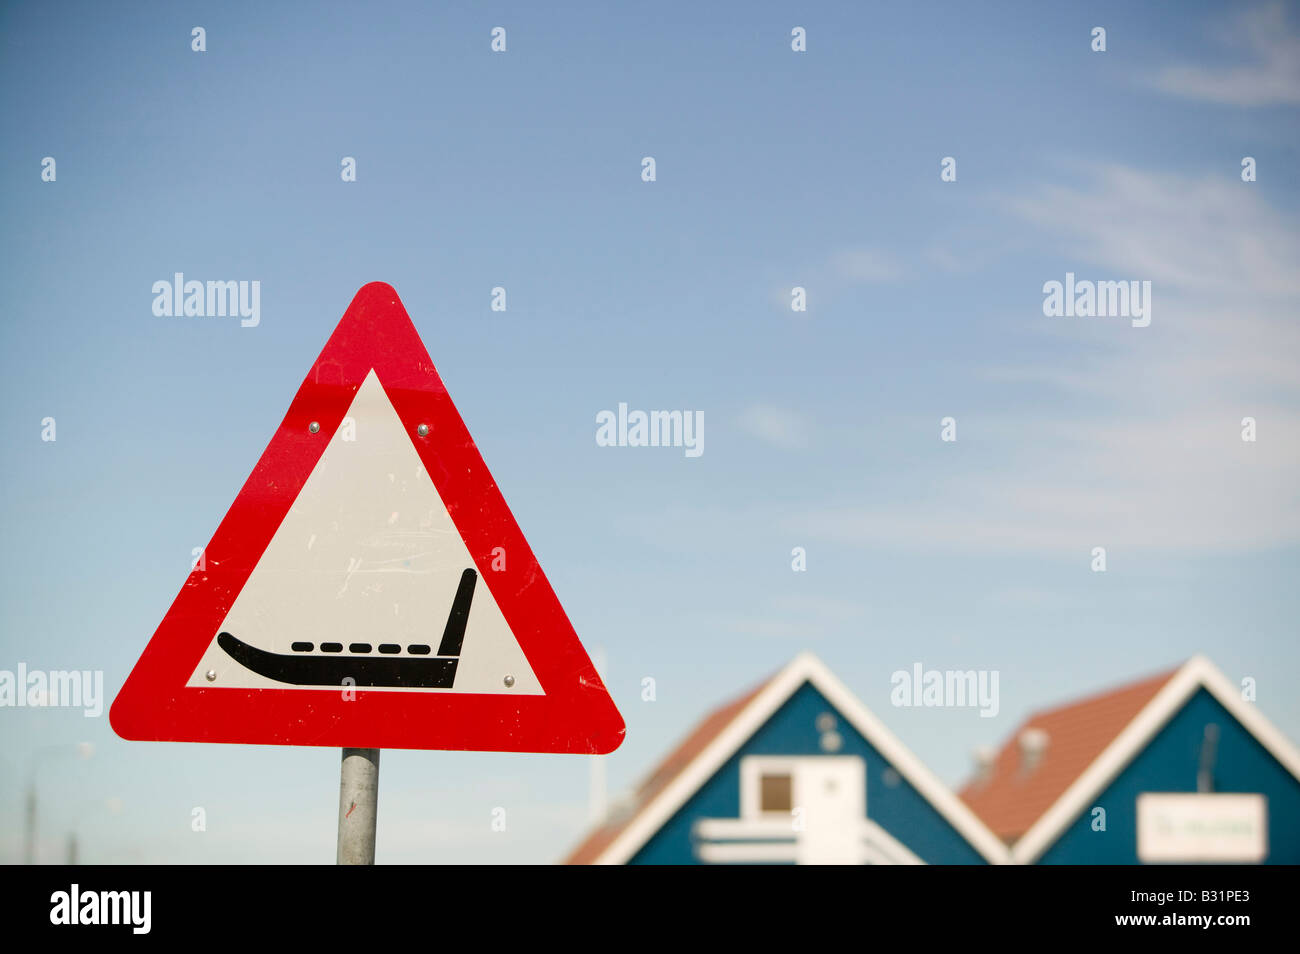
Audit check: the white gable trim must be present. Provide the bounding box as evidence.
[863,817,925,865]
[1012,655,1300,864]
[592,652,1011,864]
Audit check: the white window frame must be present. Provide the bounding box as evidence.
[739,755,866,821]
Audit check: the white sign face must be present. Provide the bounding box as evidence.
[1136,793,1267,863]
[186,370,542,695]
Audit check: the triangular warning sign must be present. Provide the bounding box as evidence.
[110,283,625,754]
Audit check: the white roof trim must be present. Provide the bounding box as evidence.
[1012,655,1300,864]
[591,652,1011,864]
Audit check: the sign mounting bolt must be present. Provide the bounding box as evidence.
[205,670,217,682]
[309,421,320,434]
[417,424,429,437]
[503,674,515,688]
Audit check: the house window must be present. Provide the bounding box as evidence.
[739,755,867,823]
[760,773,793,812]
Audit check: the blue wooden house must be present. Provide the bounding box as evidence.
[566,652,1008,864]
[960,655,1300,864]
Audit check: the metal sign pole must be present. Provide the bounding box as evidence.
[336,747,380,864]
[23,781,36,865]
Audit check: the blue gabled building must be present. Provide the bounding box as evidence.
[566,653,1008,865]
[961,655,1300,864]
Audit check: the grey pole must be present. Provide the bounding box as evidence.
[23,743,93,864]
[336,747,380,864]
[23,782,36,865]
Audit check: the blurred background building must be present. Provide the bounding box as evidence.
[568,654,1300,864]
[961,656,1300,864]
[565,653,1008,864]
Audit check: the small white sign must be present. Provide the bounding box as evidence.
[1137,793,1267,863]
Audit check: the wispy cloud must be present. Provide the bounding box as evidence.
[788,164,1300,554]
[924,227,1022,275]
[737,404,812,450]
[1005,162,1300,301]
[830,247,905,283]
[1153,2,1300,107]
[713,593,867,640]
[771,245,904,313]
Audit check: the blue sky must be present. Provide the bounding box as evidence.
[1,0,1297,863]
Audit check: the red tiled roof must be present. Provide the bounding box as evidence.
[959,665,1180,843]
[563,674,773,864]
